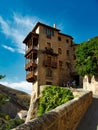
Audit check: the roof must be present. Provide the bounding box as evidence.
[32,22,60,32]
[33,22,73,39]
[23,32,39,43]
[23,22,74,43]
[59,32,73,39]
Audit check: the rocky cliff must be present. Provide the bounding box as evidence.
[0,84,30,118]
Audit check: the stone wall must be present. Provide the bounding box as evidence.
[83,75,98,95]
[13,90,92,130]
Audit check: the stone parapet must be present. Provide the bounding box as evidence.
[12,90,92,130]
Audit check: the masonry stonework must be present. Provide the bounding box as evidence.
[23,22,79,122]
[23,22,78,89]
[83,75,98,95]
[13,90,92,130]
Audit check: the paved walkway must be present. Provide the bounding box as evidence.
[76,95,98,130]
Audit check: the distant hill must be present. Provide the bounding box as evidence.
[0,84,31,118]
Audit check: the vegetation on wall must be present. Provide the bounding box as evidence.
[75,37,98,77]
[38,86,74,116]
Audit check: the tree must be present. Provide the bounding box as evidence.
[0,75,6,79]
[75,37,98,77]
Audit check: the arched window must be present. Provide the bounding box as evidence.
[46,68,53,77]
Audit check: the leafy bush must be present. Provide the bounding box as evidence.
[0,118,24,130]
[0,93,10,105]
[0,113,10,120]
[38,86,74,116]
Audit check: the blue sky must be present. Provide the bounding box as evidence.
[0,0,98,94]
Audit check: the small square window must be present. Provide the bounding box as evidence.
[58,37,61,41]
[47,42,51,48]
[58,48,62,54]
[66,62,71,69]
[46,68,53,77]
[59,61,63,67]
[66,50,69,56]
[66,39,69,43]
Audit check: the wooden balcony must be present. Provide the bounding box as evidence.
[25,61,37,70]
[43,47,58,56]
[43,60,57,68]
[26,72,37,82]
[25,46,38,57]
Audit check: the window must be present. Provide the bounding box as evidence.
[59,61,63,68]
[66,50,69,56]
[73,55,76,60]
[46,81,52,85]
[66,39,69,43]
[47,42,51,48]
[58,48,62,54]
[58,36,61,41]
[43,27,54,37]
[47,56,51,64]
[66,62,71,69]
[70,40,73,46]
[46,68,53,77]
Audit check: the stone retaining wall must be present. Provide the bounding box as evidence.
[83,75,98,94]
[13,90,92,130]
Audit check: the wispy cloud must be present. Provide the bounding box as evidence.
[0,14,38,54]
[2,44,15,52]
[0,80,32,94]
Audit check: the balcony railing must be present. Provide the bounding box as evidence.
[26,72,37,82]
[43,60,57,68]
[25,60,37,70]
[25,46,38,56]
[43,47,58,56]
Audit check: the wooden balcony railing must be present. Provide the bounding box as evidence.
[25,46,33,55]
[25,46,38,56]
[43,47,58,56]
[25,60,37,70]
[43,60,57,68]
[26,72,37,82]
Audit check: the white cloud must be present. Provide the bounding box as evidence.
[0,81,32,94]
[2,44,15,52]
[0,14,38,54]
[0,16,10,35]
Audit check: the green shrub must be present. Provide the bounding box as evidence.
[0,113,10,120]
[38,86,74,116]
[0,93,10,105]
[0,118,24,130]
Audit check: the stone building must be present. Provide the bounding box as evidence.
[23,22,78,96]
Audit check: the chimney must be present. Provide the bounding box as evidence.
[53,24,56,29]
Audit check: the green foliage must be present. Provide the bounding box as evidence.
[0,113,10,120]
[0,75,6,79]
[0,118,24,130]
[38,86,74,116]
[75,37,98,76]
[0,94,10,105]
[6,118,24,130]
